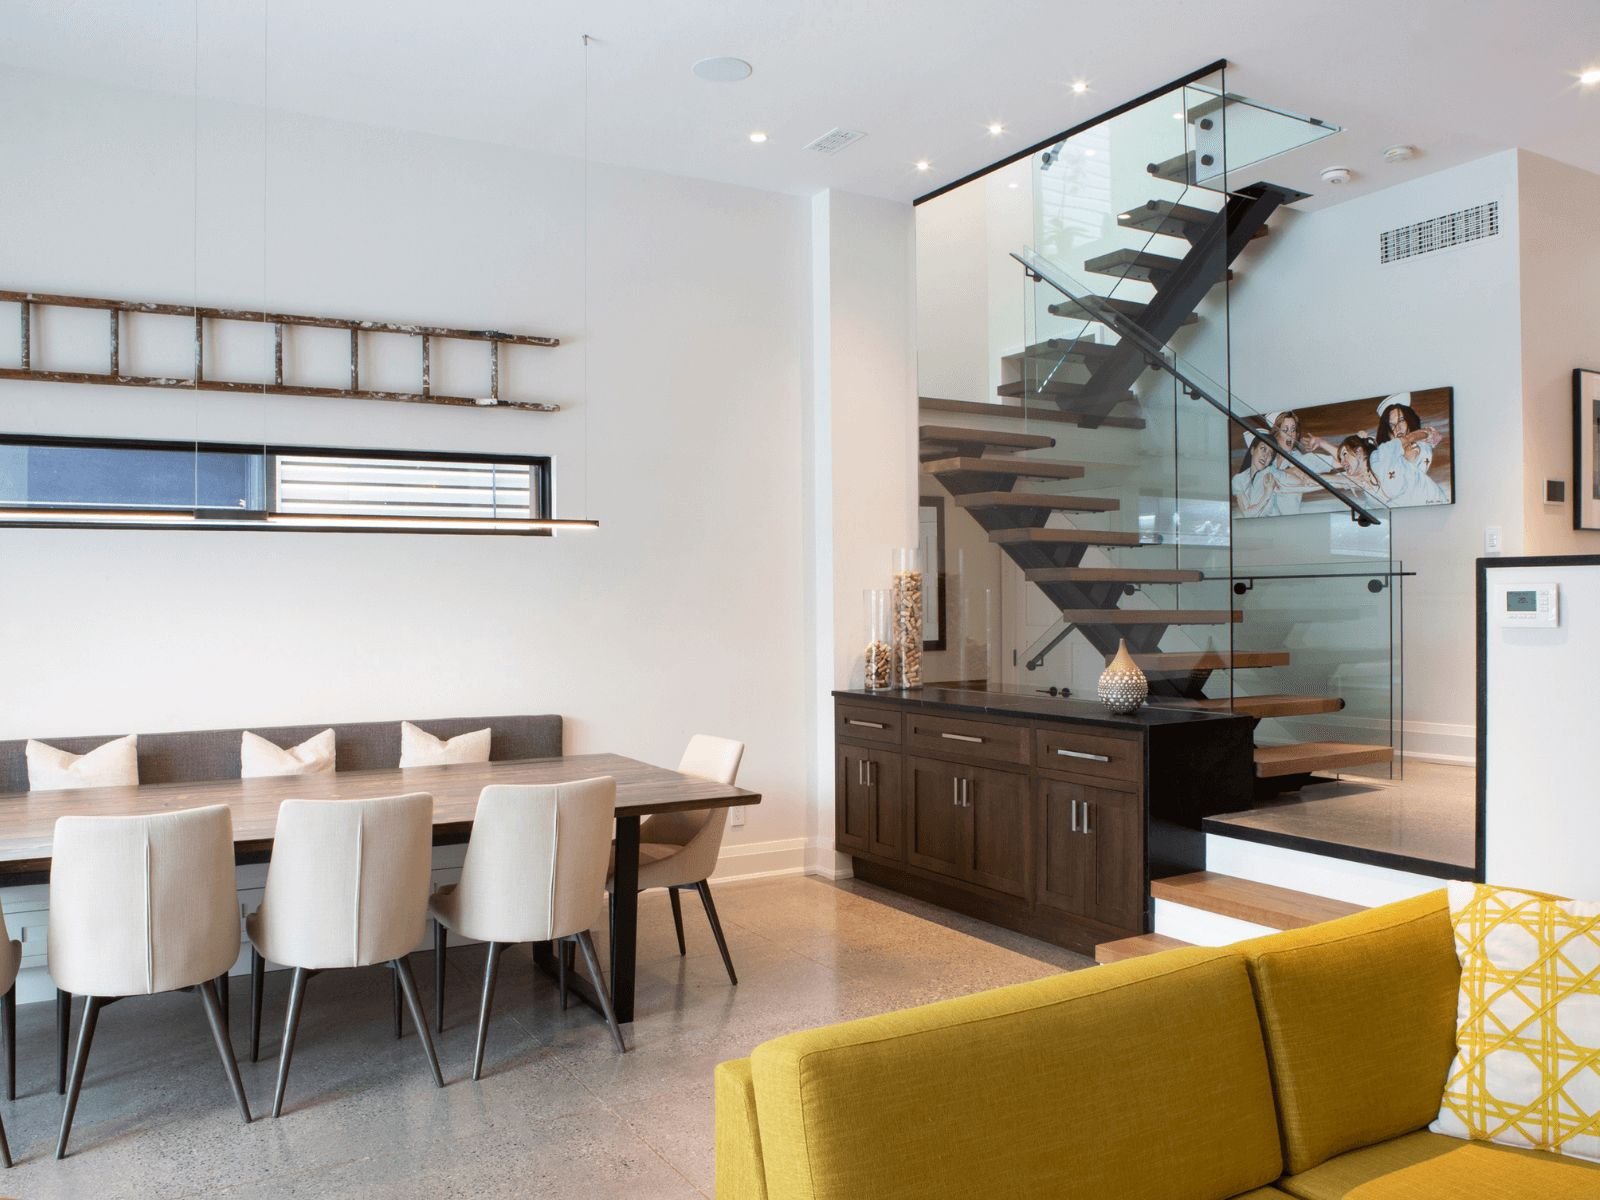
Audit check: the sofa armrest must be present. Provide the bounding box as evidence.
[716,1057,770,1200]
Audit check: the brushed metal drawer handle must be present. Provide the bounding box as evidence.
[1055,748,1111,763]
[847,719,887,729]
[940,732,986,744]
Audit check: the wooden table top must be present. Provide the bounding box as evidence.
[0,753,761,874]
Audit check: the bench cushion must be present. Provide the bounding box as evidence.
[1279,1129,1600,1199]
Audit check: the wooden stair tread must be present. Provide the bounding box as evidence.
[1026,566,1203,584]
[1116,199,1265,243]
[996,379,1136,403]
[1082,247,1186,282]
[1095,933,1192,964]
[1148,150,1202,183]
[1058,608,1240,625]
[1001,338,1118,370]
[1150,871,1366,931]
[1048,295,1198,327]
[955,492,1120,513]
[990,527,1146,547]
[1253,741,1395,778]
[1187,694,1346,719]
[920,397,1140,428]
[919,425,1055,455]
[922,456,1085,482]
[1123,650,1291,671]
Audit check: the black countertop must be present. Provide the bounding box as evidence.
[833,686,1244,732]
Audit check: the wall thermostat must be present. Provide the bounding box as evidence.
[1497,582,1559,628]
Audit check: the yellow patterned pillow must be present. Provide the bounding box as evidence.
[1432,882,1600,1162]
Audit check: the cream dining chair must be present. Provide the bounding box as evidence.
[246,792,443,1118]
[606,735,744,986]
[430,776,622,1080]
[49,804,251,1159]
[0,901,19,1167]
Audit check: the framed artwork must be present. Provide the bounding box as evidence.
[1574,369,1600,531]
[918,496,947,650]
[1228,387,1455,519]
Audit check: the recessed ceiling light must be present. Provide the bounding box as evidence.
[987,122,1005,135]
[1008,182,1019,189]
[748,131,768,143]
[692,56,753,83]
[1173,111,1185,120]
[1083,148,1096,157]
[1071,80,1088,94]
[915,160,931,171]
[1580,67,1600,86]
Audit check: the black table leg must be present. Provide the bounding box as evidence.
[610,814,640,1024]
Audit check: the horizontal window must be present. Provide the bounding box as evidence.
[0,435,552,534]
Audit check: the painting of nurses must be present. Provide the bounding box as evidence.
[1228,386,1454,518]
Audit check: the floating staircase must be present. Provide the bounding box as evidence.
[1151,871,1366,930]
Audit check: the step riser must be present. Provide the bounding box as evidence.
[1152,899,1276,947]
[1201,836,1447,909]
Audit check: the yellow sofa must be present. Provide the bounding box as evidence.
[714,891,1600,1199]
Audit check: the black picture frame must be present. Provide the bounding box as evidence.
[919,496,947,651]
[1573,368,1600,531]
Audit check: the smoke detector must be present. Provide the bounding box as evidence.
[692,56,752,83]
[1383,144,1418,163]
[1321,166,1355,185]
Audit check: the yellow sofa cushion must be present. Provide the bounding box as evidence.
[716,1057,770,1200]
[1236,891,1461,1174]
[1279,1129,1600,1198]
[748,946,1282,1200]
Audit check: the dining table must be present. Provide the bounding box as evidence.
[0,752,761,1024]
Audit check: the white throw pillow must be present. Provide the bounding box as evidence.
[399,721,490,768]
[25,734,139,791]
[240,729,336,779]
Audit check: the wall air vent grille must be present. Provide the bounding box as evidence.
[805,128,867,155]
[1379,201,1500,264]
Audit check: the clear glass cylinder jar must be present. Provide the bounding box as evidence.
[891,547,924,688]
[862,588,893,690]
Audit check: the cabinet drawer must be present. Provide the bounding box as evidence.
[836,703,901,745]
[1035,726,1141,785]
[905,712,1029,766]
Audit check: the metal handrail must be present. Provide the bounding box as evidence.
[1012,247,1385,528]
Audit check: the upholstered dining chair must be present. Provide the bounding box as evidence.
[0,902,19,1167]
[49,804,251,1159]
[608,735,744,986]
[430,776,622,1079]
[246,792,443,1118]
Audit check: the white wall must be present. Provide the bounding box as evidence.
[0,67,820,877]
[1229,151,1527,763]
[1518,151,1600,557]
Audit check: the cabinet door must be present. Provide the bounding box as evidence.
[966,765,1030,899]
[1081,788,1144,932]
[1036,777,1093,917]
[835,745,872,855]
[905,756,969,879]
[866,752,904,862]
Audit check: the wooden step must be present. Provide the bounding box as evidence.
[1187,694,1346,719]
[996,379,1135,403]
[1048,294,1198,327]
[1147,150,1214,184]
[1082,247,1187,284]
[1095,933,1191,964]
[1123,650,1291,672]
[1253,741,1395,779]
[1059,608,1239,626]
[989,527,1146,548]
[924,395,1146,431]
[922,456,1086,482]
[955,491,1120,513]
[919,425,1056,458]
[1026,566,1203,585]
[1001,338,1119,372]
[1150,871,1365,931]
[1116,199,1265,243]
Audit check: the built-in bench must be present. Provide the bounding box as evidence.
[0,714,562,1004]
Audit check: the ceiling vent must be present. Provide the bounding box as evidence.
[805,128,867,155]
[1379,201,1500,265]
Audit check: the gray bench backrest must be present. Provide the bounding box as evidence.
[0,714,563,794]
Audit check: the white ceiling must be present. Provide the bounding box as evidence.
[2,0,1598,206]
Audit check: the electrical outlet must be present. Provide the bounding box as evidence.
[729,806,746,829]
[1484,525,1502,555]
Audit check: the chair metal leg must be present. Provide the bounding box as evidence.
[434,920,447,1034]
[3,984,15,1102]
[249,947,265,1063]
[391,963,402,1039]
[393,956,444,1089]
[198,980,251,1124]
[0,1108,10,1169]
[215,971,230,1030]
[696,881,738,986]
[471,942,504,1082]
[55,994,104,1159]
[574,931,626,1053]
[669,887,687,957]
[557,940,568,1011]
[56,989,70,1096]
[271,967,310,1119]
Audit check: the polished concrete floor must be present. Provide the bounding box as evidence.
[1208,760,1476,870]
[0,877,1091,1197]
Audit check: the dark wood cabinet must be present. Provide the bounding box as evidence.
[834,688,1253,955]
